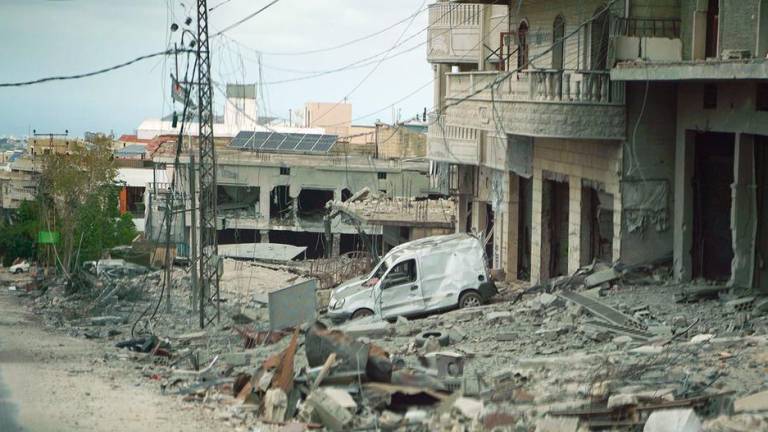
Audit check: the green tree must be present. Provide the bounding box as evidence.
[38,136,136,275]
[0,201,39,266]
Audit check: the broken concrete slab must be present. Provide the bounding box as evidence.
[306,388,354,431]
[643,408,702,432]
[734,390,768,413]
[453,397,483,420]
[322,387,357,411]
[535,416,579,432]
[336,318,393,339]
[585,268,620,288]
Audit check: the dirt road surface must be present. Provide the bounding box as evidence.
[0,287,228,432]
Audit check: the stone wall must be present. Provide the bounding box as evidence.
[529,138,622,282]
[620,82,677,265]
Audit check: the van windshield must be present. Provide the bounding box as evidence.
[364,260,389,286]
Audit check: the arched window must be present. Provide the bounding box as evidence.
[552,15,566,70]
[590,6,610,70]
[517,21,529,70]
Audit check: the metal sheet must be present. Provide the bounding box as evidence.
[269,279,318,331]
[218,243,306,261]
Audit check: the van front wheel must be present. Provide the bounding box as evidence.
[459,291,482,309]
[351,308,374,320]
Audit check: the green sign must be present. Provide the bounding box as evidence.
[37,231,60,244]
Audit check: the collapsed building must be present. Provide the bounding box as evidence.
[147,123,441,259]
[426,0,768,291]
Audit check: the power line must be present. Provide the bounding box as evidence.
[211,0,283,37]
[251,5,429,56]
[0,49,186,88]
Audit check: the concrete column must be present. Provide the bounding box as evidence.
[530,169,543,283]
[332,233,341,258]
[504,173,521,280]
[456,194,470,234]
[674,131,695,282]
[434,64,448,115]
[259,230,269,244]
[477,5,488,71]
[259,185,270,221]
[568,177,583,275]
[730,133,757,289]
[471,199,488,237]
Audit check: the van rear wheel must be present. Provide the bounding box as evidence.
[351,308,374,320]
[459,291,482,309]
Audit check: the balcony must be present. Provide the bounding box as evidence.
[611,17,683,63]
[428,70,626,161]
[427,3,506,64]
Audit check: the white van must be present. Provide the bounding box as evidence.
[326,233,496,322]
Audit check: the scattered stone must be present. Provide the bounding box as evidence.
[643,408,702,432]
[585,268,620,288]
[535,416,579,432]
[453,397,483,420]
[612,335,633,346]
[734,390,768,413]
[607,393,638,408]
[690,334,715,344]
[306,388,354,431]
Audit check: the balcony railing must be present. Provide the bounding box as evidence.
[612,16,681,39]
[428,3,482,28]
[445,69,625,105]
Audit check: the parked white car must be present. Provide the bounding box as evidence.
[9,261,30,274]
[326,233,496,322]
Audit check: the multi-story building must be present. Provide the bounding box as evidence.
[426,0,714,285]
[148,129,438,259]
[611,0,768,291]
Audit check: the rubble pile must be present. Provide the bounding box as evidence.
[8,259,768,431]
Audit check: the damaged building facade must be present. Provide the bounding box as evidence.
[427,0,766,289]
[611,0,768,291]
[150,131,435,259]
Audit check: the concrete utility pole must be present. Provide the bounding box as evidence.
[196,0,221,328]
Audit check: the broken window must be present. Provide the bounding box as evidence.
[384,259,417,288]
[377,172,387,180]
[218,185,260,219]
[270,185,292,223]
[297,188,334,222]
[280,166,290,176]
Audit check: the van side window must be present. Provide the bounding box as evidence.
[385,259,417,287]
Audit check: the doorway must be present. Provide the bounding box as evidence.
[692,132,735,281]
[517,176,532,280]
[517,21,529,70]
[580,186,614,265]
[755,136,768,292]
[541,178,569,280]
[590,5,610,70]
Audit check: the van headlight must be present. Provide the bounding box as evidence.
[329,297,345,310]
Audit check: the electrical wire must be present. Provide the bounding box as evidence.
[248,5,430,56]
[211,0,283,37]
[0,49,185,88]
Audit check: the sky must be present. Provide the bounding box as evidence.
[0,0,434,138]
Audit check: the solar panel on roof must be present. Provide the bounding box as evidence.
[230,131,338,154]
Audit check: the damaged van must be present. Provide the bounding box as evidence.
[326,233,496,322]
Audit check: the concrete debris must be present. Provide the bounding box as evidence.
[644,408,702,432]
[453,396,483,420]
[734,390,768,413]
[585,267,620,288]
[10,252,768,431]
[305,388,354,431]
[535,416,580,432]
